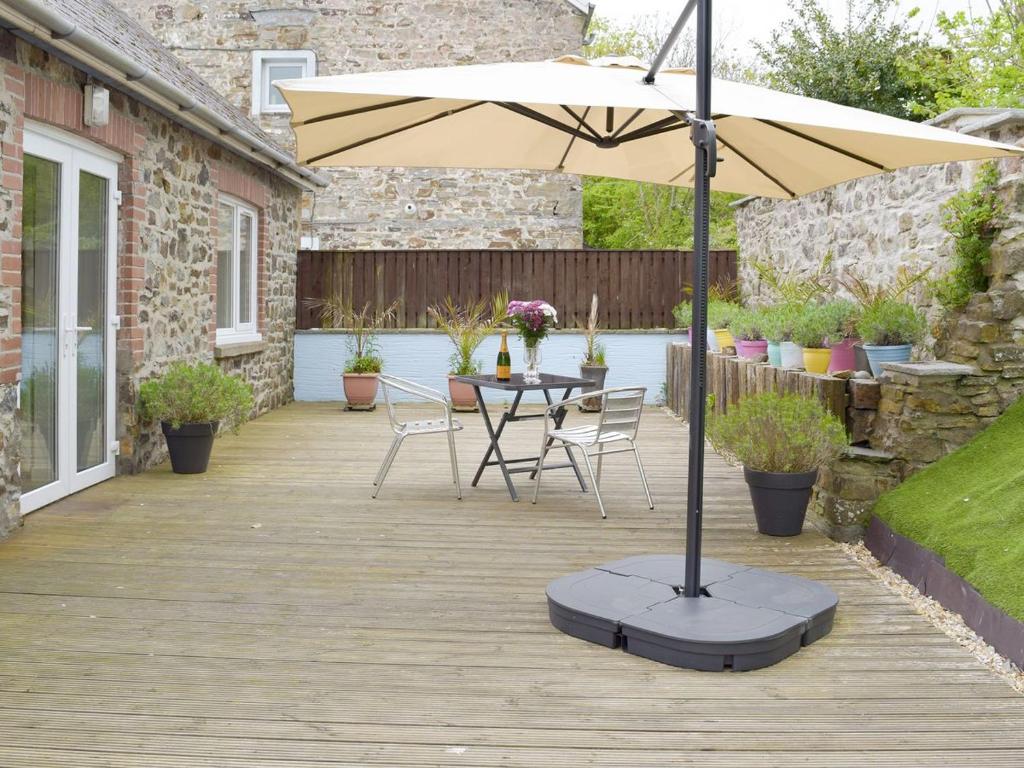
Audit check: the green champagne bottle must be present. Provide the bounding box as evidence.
[496,331,512,380]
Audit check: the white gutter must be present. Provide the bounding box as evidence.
[0,0,329,191]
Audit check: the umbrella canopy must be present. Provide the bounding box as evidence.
[280,55,1021,200]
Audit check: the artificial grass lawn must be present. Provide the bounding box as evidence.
[873,396,1024,623]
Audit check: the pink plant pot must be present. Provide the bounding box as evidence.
[735,338,768,360]
[828,338,860,374]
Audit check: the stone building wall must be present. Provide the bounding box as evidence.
[113,0,589,249]
[0,32,303,536]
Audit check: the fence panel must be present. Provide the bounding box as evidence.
[296,249,737,330]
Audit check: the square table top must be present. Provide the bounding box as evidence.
[454,372,595,392]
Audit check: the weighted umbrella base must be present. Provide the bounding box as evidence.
[546,555,837,672]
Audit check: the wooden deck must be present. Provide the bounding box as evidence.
[0,402,1021,767]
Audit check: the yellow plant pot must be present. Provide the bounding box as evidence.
[714,328,735,351]
[803,347,832,374]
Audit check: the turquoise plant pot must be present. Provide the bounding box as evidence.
[767,340,782,367]
[863,344,912,378]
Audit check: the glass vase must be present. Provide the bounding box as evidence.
[523,343,542,384]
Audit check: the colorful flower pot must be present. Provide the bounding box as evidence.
[780,341,804,368]
[708,328,721,353]
[713,328,735,352]
[863,344,913,378]
[735,338,768,360]
[803,347,832,374]
[828,337,860,374]
[766,340,782,367]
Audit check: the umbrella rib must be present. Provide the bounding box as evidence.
[617,121,689,144]
[560,105,603,141]
[610,108,646,139]
[668,162,695,184]
[556,106,591,171]
[292,96,429,128]
[494,102,599,144]
[755,119,888,170]
[715,133,797,198]
[301,101,487,164]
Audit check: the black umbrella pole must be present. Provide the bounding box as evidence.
[684,0,714,599]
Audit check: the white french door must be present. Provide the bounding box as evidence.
[20,125,119,514]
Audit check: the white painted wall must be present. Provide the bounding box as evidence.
[294,330,685,404]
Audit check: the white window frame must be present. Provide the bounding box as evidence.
[251,50,316,115]
[216,194,260,344]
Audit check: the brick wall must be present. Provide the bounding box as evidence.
[112,0,589,250]
[0,34,304,535]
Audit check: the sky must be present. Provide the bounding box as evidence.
[592,0,989,49]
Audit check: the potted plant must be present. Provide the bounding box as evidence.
[428,293,508,410]
[139,361,254,474]
[307,296,400,409]
[791,305,834,374]
[762,303,802,368]
[507,299,558,384]
[708,392,847,536]
[579,294,608,412]
[707,297,742,352]
[730,307,768,360]
[820,299,861,374]
[856,298,928,377]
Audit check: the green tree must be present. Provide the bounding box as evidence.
[581,14,747,250]
[902,2,1024,118]
[755,0,934,120]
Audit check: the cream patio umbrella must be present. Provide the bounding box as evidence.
[278,0,1022,670]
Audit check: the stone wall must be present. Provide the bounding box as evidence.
[735,110,1024,328]
[115,0,589,250]
[0,33,303,534]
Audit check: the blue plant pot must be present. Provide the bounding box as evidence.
[863,344,912,378]
[766,340,782,367]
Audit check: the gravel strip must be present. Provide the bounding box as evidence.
[839,541,1024,695]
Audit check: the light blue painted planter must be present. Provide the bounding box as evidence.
[766,341,782,367]
[294,330,686,404]
[863,344,913,378]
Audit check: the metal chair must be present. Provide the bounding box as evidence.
[373,374,463,499]
[532,386,653,518]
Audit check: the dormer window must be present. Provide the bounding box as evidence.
[251,50,315,114]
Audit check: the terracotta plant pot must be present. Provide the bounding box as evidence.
[735,338,768,360]
[448,375,478,410]
[342,372,379,408]
[802,347,832,374]
[828,337,860,374]
[744,467,818,537]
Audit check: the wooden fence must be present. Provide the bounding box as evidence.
[295,249,736,330]
[665,343,881,442]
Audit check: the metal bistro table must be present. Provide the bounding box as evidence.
[455,373,594,502]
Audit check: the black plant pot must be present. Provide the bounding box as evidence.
[743,467,818,537]
[161,421,219,474]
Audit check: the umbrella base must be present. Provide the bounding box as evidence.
[546,555,837,672]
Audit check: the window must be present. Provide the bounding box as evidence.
[216,196,259,342]
[251,50,315,114]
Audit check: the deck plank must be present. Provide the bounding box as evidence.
[0,402,1021,767]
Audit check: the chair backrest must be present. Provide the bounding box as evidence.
[378,374,448,433]
[596,387,646,441]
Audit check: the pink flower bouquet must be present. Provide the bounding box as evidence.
[507,300,558,347]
